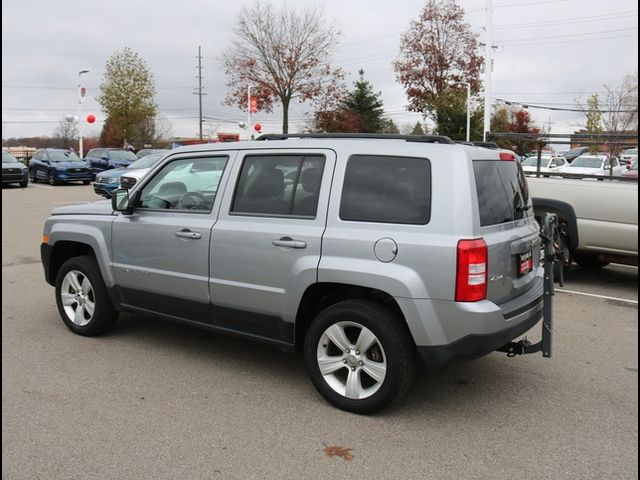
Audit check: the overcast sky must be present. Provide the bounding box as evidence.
[2,0,638,143]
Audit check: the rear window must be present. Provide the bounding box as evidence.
[473,160,530,226]
[340,155,431,225]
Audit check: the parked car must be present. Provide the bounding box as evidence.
[41,134,554,414]
[472,141,501,149]
[622,160,638,178]
[521,155,567,175]
[29,149,93,185]
[85,148,138,175]
[558,155,626,177]
[135,148,166,159]
[94,150,169,197]
[619,148,638,166]
[2,151,29,187]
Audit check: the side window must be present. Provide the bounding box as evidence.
[137,156,228,212]
[340,155,431,225]
[231,154,326,217]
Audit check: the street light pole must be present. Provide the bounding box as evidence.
[77,70,89,158]
[482,0,494,141]
[466,82,471,142]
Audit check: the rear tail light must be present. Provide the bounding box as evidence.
[456,238,488,302]
[499,152,517,161]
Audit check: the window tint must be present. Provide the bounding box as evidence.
[108,150,137,161]
[49,151,82,162]
[232,155,325,217]
[473,160,531,227]
[340,155,431,225]
[137,156,228,212]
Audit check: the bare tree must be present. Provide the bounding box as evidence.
[52,117,78,149]
[222,1,344,133]
[577,71,638,169]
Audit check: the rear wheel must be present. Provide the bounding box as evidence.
[304,300,415,414]
[55,255,118,336]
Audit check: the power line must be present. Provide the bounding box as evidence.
[500,26,638,44]
[500,32,638,47]
[495,98,638,112]
[494,11,637,29]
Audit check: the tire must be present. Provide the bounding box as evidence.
[30,170,38,183]
[303,299,415,414]
[48,172,59,186]
[83,180,91,185]
[574,253,609,270]
[55,255,118,336]
[19,181,27,188]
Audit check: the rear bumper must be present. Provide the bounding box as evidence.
[416,297,542,368]
[397,273,545,369]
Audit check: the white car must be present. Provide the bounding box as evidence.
[619,148,638,166]
[559,155,626,176]
[521,155,567,175]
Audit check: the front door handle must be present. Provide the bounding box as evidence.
[272,236,307,249]
[175,229,202,240]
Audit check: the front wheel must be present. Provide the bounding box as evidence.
[48,172,59,186]
[304,300,415,414]
[55,255,118,336]
[82,180,91,185]
[19,181,27,188]
[30,170,38,183]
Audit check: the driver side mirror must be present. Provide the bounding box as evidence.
[112,189,135,214]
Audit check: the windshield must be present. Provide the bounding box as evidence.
[623,149,637,156]
[128,152,166,169]
[109,150,138,161]
[570,157,604,168]
[2,152,19,163]
[521,156,551,166]
[49,151,82,162]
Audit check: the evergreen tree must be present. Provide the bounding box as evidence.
[411,122,425,135]
[343,70,386,133]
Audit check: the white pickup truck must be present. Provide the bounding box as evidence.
[527,176,638,269]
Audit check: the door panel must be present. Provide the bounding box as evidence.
[209,150,335,342]
[111,153,235,322]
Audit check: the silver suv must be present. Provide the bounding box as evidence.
[41,134,550,413]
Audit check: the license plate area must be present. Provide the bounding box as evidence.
[518,250,533,276]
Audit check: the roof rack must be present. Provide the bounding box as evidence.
[255,133,455,144]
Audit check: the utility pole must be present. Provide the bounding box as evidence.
[466,82,471,142]
[194,46,204,142]
[482,0,493,142]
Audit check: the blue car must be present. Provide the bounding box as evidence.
[85,148,138,175]
[93,151,168,197]
[29,149,93,185]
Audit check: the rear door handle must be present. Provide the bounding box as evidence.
[272,236,307,249]
[175,229,202,240]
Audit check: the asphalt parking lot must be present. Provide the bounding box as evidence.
[2,183,638,479]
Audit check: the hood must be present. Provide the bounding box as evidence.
[51,161,90,169]
[120,167,151,180]
[97,167,128,178]
[51,199,114,216]
[2,161,27,170]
